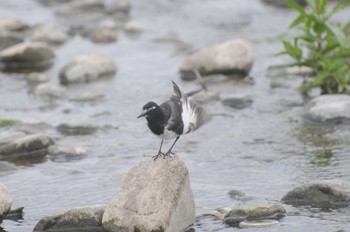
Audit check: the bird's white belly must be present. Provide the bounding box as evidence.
[156,128,179,140]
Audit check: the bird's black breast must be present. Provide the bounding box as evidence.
[160,99,184,135]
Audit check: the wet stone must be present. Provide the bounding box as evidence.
[59,53,117,85]
[239,219,280,228]
[34,205,105,232]
[0,17,28,31]
[56,123,98,135]
[89,29,117,43]
[0,42,55,72]
[26,72,49,83]
[222,97,253,109]
[223,204,286,227]
[104,0,131,14]
[102,156,195,232]
[0,134,54,159]
[123,21,145,33]
[0,182,12,222]
[0,30,23,50]
[30,26,69,45]
[282,179,350,208]
[34,82,67,100]
[179,39,253,81]
[303,95,350,124]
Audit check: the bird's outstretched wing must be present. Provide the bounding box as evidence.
[171,81,209,134]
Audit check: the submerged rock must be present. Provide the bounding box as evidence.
[56,123,98,135]
[304,95,350,124]
[30,26,69,45]
[59,53,117,85]
[222,97,253,109]
[223,204,286,227]
[0,182,12,222]
[0,42,55,72]
[102,156,195,232]
[34,205,105,232]
[179,39,253,81]
[0,134,54,159]
[282,179,350,208]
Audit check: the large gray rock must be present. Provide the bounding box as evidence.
[30,26,69,45]
[223,204,286,227]
[282,179,350,208]
[0,134,54,159]
[33,205,105,232]
[0,182,12,222]
[179,39,253,81]
[59,53,117,85]
[304,95,350,124]
[0,42,55,71]
[102,156,195,232]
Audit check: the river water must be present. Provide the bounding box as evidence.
[1,0,350,231]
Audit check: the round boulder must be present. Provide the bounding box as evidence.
[34,82,67,99]
[0,42,55,72]
[282,179,350,208]
[102,156,195,232]
[179,39,253,81]
[0,182,12,222]
[0,134,54,159]
[59,53,117,85]
[303,94,350,124]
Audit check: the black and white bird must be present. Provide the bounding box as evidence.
[137,81,209,160]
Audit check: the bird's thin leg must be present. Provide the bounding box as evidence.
[153,139,164,161]
[165,136,180,157]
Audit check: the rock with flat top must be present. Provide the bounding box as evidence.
[304,95,350,124]
[102,156,195,232]
[59,53,117,85]
[0,42,54,71]
[179,39,253,81]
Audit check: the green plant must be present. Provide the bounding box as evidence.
[280,0,350,94]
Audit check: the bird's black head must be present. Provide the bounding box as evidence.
[137,101,159,119]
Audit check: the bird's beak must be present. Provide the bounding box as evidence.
[137,110,146,118]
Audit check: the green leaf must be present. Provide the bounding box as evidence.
[283,41,302,60]
[326,2,350,20]
[287,0,306,15]
[290,14,306,28]
[312,71,329,86]
[328,23,347,47]
[306,0,317,13]
[317,0,328,15]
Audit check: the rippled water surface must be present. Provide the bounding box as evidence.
[1,0,350,231]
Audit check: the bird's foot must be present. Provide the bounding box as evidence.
[153,152,165,161]
[164,151,175,158]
